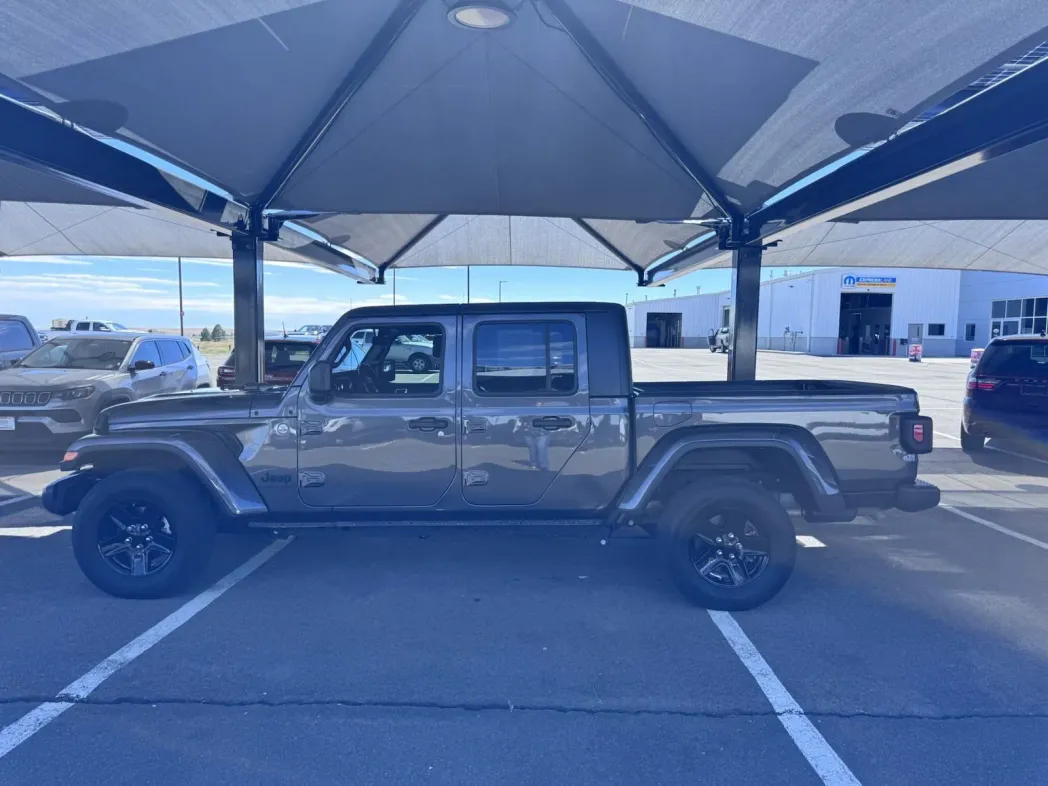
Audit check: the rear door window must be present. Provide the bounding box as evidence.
[474,321,578,396]
[157,341,184,367]
[978,342,1048,378]
[0,319,34,352]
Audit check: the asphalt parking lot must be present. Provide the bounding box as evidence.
[3,350,1048,784]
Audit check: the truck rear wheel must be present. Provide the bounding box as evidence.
[72,470,216,599]
[660,479,796,610]
[960,426,985,453]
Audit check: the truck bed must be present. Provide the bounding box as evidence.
[632,378,921,498]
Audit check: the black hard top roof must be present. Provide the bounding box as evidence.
[344,302,625,319]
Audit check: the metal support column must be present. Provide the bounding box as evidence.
[727,244,762,381]
[231,228,265,386]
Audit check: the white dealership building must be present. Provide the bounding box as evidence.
[626,268,1048,358]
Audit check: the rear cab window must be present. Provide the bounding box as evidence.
[474,321,578,396]
[978,341,1048,378]
[0,319,35,352]
[265,341,315,370]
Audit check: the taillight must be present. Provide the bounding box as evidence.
[901,415,933,454]
[967,375,1000,391]
[218,365,233,376]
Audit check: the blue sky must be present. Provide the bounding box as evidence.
[0,255,783,331]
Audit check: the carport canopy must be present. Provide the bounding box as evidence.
[3,0,1048,382]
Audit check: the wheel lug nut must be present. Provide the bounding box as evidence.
[716,550,723,556]
[715,537,722,544]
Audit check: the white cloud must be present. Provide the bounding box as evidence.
[0,257,93,266]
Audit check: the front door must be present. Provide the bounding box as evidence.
[127,340,166,397]
[461,314,591,507]
[297,317,457,508]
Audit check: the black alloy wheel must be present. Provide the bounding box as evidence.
[96,499,176,577]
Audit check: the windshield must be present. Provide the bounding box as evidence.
[977,342,1048,377]
[17,338,132,370]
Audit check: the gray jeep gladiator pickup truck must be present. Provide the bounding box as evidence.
[44,302,939,609]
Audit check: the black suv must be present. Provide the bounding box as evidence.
[963,336,1048,452]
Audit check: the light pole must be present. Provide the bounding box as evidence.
[392,268,396,306]
[177,256,184,336]
[466,266,471,304]
[498,280,508,303]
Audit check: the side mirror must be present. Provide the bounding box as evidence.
[309,360,332,397]
[131,359,155,372]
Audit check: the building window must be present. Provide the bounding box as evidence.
[991,300,1006,319]
[964,324,976,341]
[1007,299,1022,318]
[927,323,945,337]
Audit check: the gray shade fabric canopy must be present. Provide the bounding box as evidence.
[0,158,375,277]
[2,0,1047,276]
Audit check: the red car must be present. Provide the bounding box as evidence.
[217,337,318,388]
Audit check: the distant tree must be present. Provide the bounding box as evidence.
[199,327,211,342]
[211,324,226,342]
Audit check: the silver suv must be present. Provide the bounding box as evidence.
[0,332,206,448]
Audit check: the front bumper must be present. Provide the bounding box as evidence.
[895,479,940,512]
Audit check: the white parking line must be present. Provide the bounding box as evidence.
[0,494,33,510]
[0,526,70,538]
[942,505,1048,552]
[708,611,861,786]
[0,537,292,760]
[796,535,826,548]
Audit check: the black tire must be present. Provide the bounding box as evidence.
[660,479,796,611]
[408,353,431,373]
[709,346,717,353]
[960,426,985,453]
[72,470,216,599]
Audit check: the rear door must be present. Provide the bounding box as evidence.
[461,314,590,506]
[157,340,191,390]
[297,317,457,508]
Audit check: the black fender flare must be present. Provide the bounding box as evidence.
[616,424,852,521]
[56,430,268,517]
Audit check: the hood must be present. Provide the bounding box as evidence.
[102,387,255,429]
[0,367,118,389]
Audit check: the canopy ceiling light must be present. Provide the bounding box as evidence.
[448,3,514,30]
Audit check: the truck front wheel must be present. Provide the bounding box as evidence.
[72,470,216,599]
[660,479,796,611]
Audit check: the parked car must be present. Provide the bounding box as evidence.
[48,303,938,607]
[962,336,1048,452]
[0,333,205,448]
[351,328,438,372]
[0,314,41,371]
[216,337,322,389]
[285,324,332,339]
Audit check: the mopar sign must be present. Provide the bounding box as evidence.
[842,274,896,289]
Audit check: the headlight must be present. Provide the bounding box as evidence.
[56,386,96,400]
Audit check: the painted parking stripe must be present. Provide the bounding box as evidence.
[796,535,826,548]
[0,494,33,510]
[708,611,861,786]
[0,537,292,760]
[943,505,1048,552]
